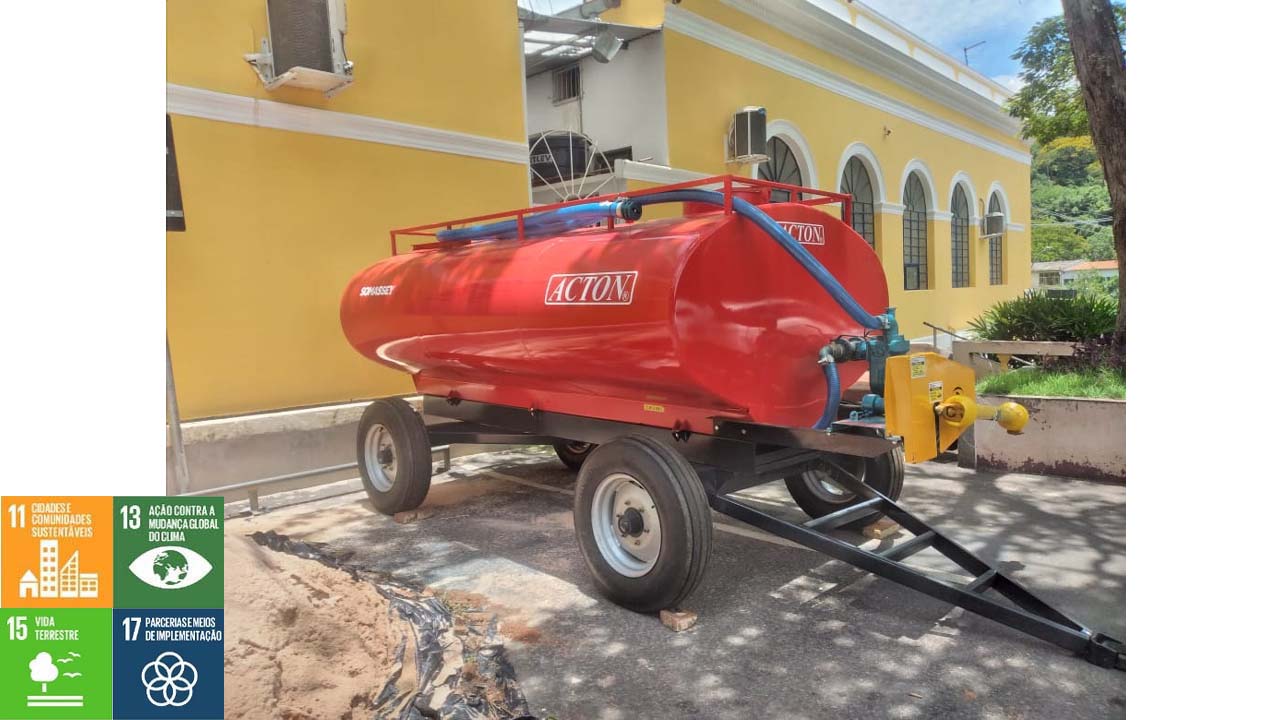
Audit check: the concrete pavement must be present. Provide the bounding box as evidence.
[226,448,1125,719]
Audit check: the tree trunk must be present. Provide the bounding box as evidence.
[1062,0,1125,346]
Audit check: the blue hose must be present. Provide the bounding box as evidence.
[437,199,638,242]
[815,361,842,430]
[626,189,880,430]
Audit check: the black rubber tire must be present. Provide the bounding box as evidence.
[356,398,433,515]
[784,445,905,529]
[573,435,712,613]
[553,440,596,471]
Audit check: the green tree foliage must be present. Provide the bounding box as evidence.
[1031,135,1102,185]
[1032,225,1089,261]
[1029,136,1114,262]
[1070,270,1119,301]
[1007,5,1126,147]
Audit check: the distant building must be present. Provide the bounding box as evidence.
[19,570,39,598]
[1032,259,1119,289]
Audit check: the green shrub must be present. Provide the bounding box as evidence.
[968,292,1117,342]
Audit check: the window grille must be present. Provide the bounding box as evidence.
[552,64,581,103]
[951,186,970,287]
[759,137,803,202]
[840,157,876,249]
[903,173,928,290]
[988,193,1004,285]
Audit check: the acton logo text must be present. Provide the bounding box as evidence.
[778,222,825,246]
[545,271,639,306]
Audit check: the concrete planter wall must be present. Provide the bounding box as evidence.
[968,393,1126,482]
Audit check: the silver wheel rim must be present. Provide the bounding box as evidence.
[363,423,397,492]
[802,459,866,503]
[590,472,662,578]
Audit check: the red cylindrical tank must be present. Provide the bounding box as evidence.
[341,202,889,434]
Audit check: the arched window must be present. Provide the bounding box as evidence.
[840,157,876,248]
[903,173,929,290]
[951,185,970,287]
[760,137,803,203]
[988,193,1004,285]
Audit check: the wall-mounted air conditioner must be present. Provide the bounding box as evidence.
[245,0,354,97]
[980,212,1005,238]
[726,106,767,164]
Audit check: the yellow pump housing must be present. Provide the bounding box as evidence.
[883,352,1029,463]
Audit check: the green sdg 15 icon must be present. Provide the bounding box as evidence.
[0,610,113,720]
[113,498,224,609]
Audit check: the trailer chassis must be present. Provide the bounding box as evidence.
[420,395,1124,670]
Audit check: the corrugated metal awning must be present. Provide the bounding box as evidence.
[519,8,658,77]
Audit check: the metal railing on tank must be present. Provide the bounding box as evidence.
[387,175,859,256]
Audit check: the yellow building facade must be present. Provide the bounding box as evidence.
[167,0,1029,420]
[166,0,532,419]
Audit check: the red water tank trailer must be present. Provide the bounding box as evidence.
[336,179,1125,669]
[340,196,888,433]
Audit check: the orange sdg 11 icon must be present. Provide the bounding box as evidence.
[2,497,113,608]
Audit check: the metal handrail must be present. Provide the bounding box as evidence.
[921,320,966,340]
[182,446,451,513]
[922,322,1034,369]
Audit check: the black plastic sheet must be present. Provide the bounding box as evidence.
[249,531,532,719]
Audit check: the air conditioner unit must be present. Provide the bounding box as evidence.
[980,211,1005,238]
[245,0,354,97]
[726,106,767,164]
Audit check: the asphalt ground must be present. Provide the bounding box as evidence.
[226,448,1126,719]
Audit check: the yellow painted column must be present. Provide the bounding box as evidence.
[879,209,905,296]
[931,216,952,292]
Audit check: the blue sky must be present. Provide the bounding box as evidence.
[857,0,1064,90]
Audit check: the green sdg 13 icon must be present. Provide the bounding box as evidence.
[113,498,223,609]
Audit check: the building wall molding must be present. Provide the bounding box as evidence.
[834,142,887,203]
[166,83,531,166]
[666,7,1029,166]
[1007,222,1026,232]
[876,201,905,215]
[928,210,953,222]
[704,1,1027,142]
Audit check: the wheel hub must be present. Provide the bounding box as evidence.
[590,473,663,578]
[362,424,398,492]
[616,507,645,537]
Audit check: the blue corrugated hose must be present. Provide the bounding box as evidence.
[436,200,638,242]
[815,361,842,429]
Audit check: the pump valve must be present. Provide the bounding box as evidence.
[935,395,1029,435]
